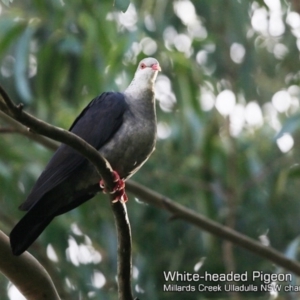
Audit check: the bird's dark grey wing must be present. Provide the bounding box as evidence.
[19,92,128,211]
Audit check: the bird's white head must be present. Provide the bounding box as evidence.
[127,57,161,90]
[135,57,161,82]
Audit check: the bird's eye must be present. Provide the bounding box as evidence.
[140,63,146,69]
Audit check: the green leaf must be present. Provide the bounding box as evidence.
[1,0,13,6]
[0,19,26,57]
[288,164,300,179]
[114,0,130,12]
[58,35,82,55]
[14,25,35,104]
[285,236,300,260]
[275,113,300,140]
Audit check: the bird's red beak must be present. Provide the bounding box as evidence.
[152,63,161,71]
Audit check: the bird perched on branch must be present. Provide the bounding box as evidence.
[10,57,161,256]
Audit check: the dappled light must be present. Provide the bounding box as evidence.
[194,257,206,272]
[245,102,263,128]
[272,90,292,113]
[276,133,294,153]
[1,56,14,78]
[66,235,102,266]
[155,75,176,112]
[230,43,246,64]
[157,121,172,140]
[2,0,300,299]
[140,37,157,56]
[108,3,138,32]
[215,90,236,116]
[91,271,106,289]
[7,283,25,300]
[46,244,59,262]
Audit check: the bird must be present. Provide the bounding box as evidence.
[10,57,161,256]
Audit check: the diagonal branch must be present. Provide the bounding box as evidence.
[2,84,300,282]
[0,85,115,192]
[126,180,300,276]
[0,85,134,300]
[0,111,59,151]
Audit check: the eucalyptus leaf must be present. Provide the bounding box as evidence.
[0,21,26,58]
[285,236,300,260]
[114,0,130,12]
[2,1,300,299]
[288,164,300,179]
[14,26,35,104]
[1,0,13,6]
[274,113,300,140]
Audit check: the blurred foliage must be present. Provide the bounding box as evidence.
[1,0,300,299]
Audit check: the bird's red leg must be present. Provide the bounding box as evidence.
[99,171,128,203]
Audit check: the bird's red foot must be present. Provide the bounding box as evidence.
[111,189,128,203]
[99,171,128,203]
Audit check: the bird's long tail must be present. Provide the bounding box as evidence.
[10,210,53,256]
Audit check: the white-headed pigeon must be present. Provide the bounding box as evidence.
[10,57,161,256]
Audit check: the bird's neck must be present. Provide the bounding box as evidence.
[124,80,156,120]
[124,79,155,102]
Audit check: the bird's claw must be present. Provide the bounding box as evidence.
[111,189,128,203]
[99,171,128,203]
[99,171,124,193]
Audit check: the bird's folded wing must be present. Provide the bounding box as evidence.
[19,92,128,210]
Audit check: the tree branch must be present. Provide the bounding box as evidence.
[0,85,134,300]
[0,85,116,192]
[0,111,59,151]
[2,84,300,288]
[0,230,60,300]
[111,202,133,300]
[126,180,300,276]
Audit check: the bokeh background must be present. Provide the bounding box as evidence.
[1,0,300,299]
